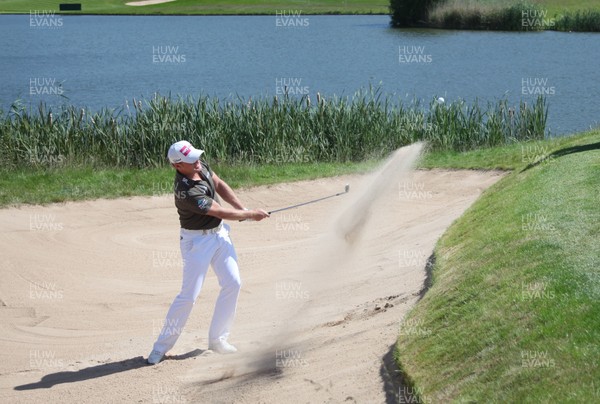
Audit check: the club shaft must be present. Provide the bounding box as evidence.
[269,191,346,214]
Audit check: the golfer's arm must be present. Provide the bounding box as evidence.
[206,200,252,221]
[212,173,245,210]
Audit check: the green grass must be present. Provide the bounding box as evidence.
[525,0,600,16]
[0,0,389,15]
[0,160,379,207]
[419,130,599,170]
[395,128,600,402]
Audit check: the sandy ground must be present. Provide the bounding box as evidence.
[126,0,176,7]
[0,164,503,404]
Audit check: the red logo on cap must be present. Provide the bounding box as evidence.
[179,145,191,156]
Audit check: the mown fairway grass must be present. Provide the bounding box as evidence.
[540,0,600,15]
[0,0,389,14]
[523,0,600,15]
[395,128,600,402]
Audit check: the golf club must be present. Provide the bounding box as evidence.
[268,184,350,214]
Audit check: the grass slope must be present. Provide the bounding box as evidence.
[0,0,389,15]
[419,131,599,171]
[395,129,600,402]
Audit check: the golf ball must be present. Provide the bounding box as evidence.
[437,97,445,104]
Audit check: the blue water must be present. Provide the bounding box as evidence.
[1,14,599,135]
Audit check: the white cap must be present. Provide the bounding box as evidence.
[167,140,204,164]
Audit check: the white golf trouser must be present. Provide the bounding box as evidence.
[152,223,241,354]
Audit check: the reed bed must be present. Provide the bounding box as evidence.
[429,1,544,31]
[0,90,547,169]
[427,1,600,32]
[554,10,600,32]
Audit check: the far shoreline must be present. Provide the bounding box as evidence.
[2,12,388,16]
[11,12,599,32]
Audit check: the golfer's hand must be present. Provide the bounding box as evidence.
[249,209,270,221]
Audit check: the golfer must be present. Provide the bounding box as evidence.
[147,140,269,365]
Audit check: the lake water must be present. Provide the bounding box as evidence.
[1,14,599,135]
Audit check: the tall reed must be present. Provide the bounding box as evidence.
[426,1,600,32]
[0,90,547,169]
[429,1,545,31]
[554,10,600,32]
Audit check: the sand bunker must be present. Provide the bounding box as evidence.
[0,159,504,403]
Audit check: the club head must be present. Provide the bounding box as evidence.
[344,184,350,193]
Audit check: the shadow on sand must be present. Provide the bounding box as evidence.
[14,349,204,391]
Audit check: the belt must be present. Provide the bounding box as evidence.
[182,222,223,235]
